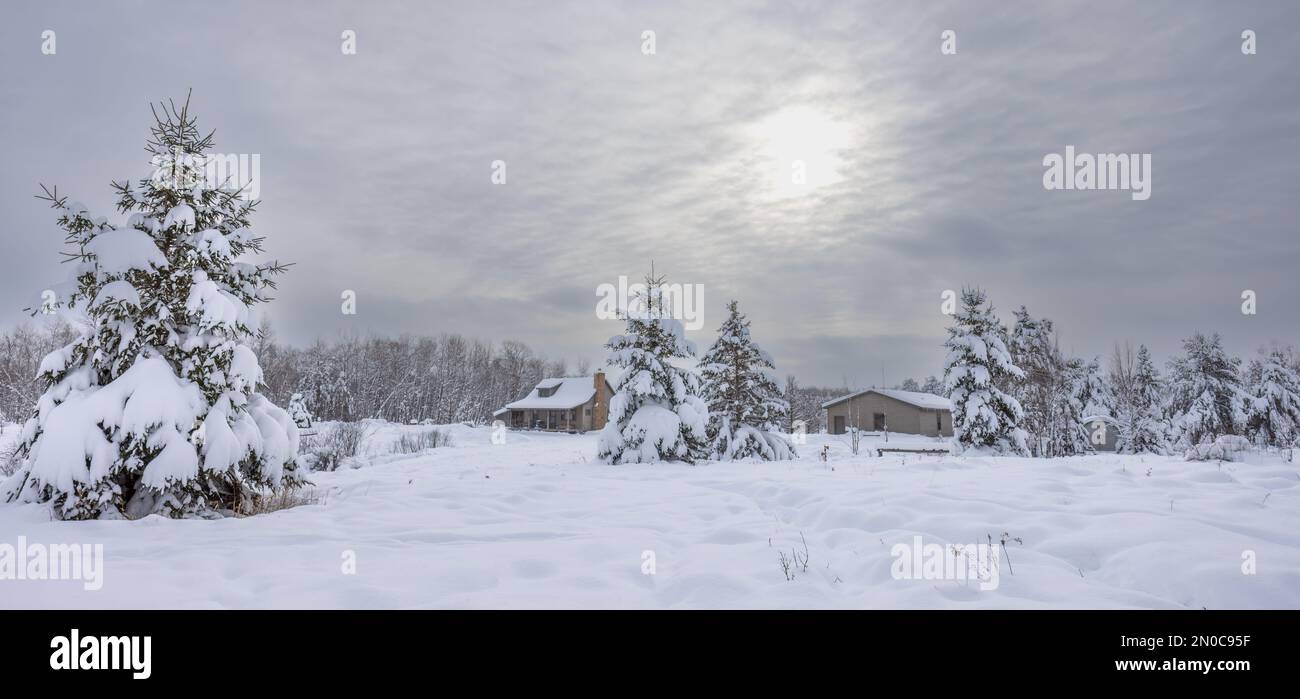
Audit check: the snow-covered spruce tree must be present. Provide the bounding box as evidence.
[1244,346,1300,447]
[1069,357,1114,453]
[1166,332,1246,450]
[699,301,794,461]
[597,271,709,464]
[1008,306,1057,455]
[920,375,945,396]
[288,392,313,428]
[3,95,305,519]
[942,288,1029,455]
[1116,345,1168,454]
[1074,357,1114,419]
[1055,355,1097,454]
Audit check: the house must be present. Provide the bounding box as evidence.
[821,388,953,437]
[1081,414,1119,452]
[493,372,613,433]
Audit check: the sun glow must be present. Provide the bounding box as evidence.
[749,105,854,198]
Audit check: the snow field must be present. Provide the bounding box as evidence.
[1,425,1298,609]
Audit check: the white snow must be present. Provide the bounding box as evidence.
[15,355,205,493]
[89,280,141,309]
[161,203,196,231]
[2,424,1297,609]
[84,228,168,275]
[185,269,250,331]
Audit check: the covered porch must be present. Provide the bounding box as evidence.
[507,407,582,432]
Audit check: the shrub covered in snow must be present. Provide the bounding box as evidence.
[1185,435,1251,462]
[2,95,306,519]
[699,300,794,461]
[302,422,372,472]
[597,271,709,464]
[392,427,450,454]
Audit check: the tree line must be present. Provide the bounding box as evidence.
[942,287,1300,456]
[5,289,1294,460]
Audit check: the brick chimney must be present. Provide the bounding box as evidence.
[592,371,609,430]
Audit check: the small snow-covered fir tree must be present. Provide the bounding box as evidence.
[1038,357,1086,456]
[920,375,945,396]
[597,270,709,464]
[1166,332,1246,450]
[288,392,313,428]
[1244,346,1300,447]
[1074,357,1114,419]
[942,288,1028,455]
[3,95,305,519]
[699,301,794,461]
[1008,306,1057,455]
[1068,357,1114,453]
[1115,345,1168,454]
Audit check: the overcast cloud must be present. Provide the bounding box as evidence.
[2,1,1297,387]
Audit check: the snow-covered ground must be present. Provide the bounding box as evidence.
[2,423,1298,609]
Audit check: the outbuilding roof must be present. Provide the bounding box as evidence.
[821,388,952,411]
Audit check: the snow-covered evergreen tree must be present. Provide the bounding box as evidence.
[1068,357,1114,453]
[1008,306,1056,455]
[942,288,1028,455]
[1115,345,1168,454]
[1166,332,1245,450]
[597,271,709,464]
[1037,357,1085,456]
[1074,357,1114,419]
[1244,346,1300,447]
[699,301,794,461]
[3,95,304,519]
[288,392,313,428]
[920,375,945,396]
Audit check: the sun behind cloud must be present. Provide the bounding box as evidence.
[748,105,855,199]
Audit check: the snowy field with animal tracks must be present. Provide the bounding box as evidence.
[2,423,1298,609]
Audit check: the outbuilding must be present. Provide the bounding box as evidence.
[821,388,953,437]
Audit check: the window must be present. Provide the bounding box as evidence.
[937,412,942,432]
[873,413,886,431]
[538,385,558,398]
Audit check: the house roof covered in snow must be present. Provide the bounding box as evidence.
[821,388,952,411]
[502,376,605,411]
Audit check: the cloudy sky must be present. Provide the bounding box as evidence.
[2,1,1297,387]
